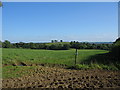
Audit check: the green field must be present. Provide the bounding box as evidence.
[2,48,108,66]
[2,48,120,79]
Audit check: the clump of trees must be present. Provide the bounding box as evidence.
[111,38,120,58]
[51,40,63,43]
[47,44,70,50]
[0,40,113,50]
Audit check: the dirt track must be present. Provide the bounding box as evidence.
[2,66,120,89]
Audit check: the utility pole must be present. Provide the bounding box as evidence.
[75,48,78,65]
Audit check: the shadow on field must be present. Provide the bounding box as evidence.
[80,52,120,65]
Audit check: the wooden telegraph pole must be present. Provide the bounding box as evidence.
[75,48,78,65]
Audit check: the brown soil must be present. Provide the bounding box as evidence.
[2,66,120,89]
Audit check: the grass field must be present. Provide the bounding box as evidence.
[2,48,120,79]
[2,48,108,65]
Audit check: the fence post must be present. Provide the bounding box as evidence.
[75,48,78,65]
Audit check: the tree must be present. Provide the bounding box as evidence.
[22,43,29,48]
[60,40,63,42]
[29,42,36,49]
[114,38,120,46]
[111,38,120,57]
[49,44,57,50]
[92,44,97,49]
[62,44,70,50]
[3,40,11,48]
[38,43,46,49]
[19,42,24,48]
[51,40,54,43]
[51,40,58,43]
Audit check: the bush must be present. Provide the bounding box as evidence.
[66,64,90,70]
[74,64,89,70]
[101,64,118,70]
[90,64,102,69]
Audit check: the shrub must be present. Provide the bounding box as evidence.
[74,64,89,70]
[90,64,102,69]
[101,64,118,70]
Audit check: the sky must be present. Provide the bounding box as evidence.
[2,2,118,42]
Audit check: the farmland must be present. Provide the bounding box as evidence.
[2,48,120,88]
[2,2,120,88]
[2,66,120,88]
[2,48,108,66]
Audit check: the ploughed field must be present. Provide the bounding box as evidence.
[2,66,120,88]
[2,48,120,88]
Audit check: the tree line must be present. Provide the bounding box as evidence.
[70,41,112,50]
[0,40,113,50]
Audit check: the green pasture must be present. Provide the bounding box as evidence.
[2,48,108,65]
[2,48,120,79]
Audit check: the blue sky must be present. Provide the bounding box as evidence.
[2,2,118,42]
